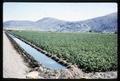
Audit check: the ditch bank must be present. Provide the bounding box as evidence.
[5,31,117,79]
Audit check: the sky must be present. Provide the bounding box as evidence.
[3,3,117,22]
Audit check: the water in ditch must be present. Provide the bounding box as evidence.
[8,33,65,70]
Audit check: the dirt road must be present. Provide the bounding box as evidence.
[3,31,29,78]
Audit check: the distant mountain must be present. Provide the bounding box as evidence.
[3,12,117,33]
[3,20,36,30]
[35,17,66,31]
[83,13,117,33]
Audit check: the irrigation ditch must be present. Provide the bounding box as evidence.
[4,30,117,79]
[5,31,72,68]
[5,31,78,79]
[5,31,40,68]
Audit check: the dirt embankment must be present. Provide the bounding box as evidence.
[3,31,30,78]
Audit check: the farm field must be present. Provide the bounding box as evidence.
[10,30,117,72]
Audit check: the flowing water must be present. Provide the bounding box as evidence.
[8,33,65,70]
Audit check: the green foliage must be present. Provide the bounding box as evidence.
[11,30,117,72]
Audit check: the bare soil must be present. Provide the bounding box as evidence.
[3,31,30,78]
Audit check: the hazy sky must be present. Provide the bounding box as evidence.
[3,3,117,22]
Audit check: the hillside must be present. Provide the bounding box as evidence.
[3,12,117,33]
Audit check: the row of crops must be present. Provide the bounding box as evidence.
[10,30,117,72]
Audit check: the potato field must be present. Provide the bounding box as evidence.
[10,30,117,72]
